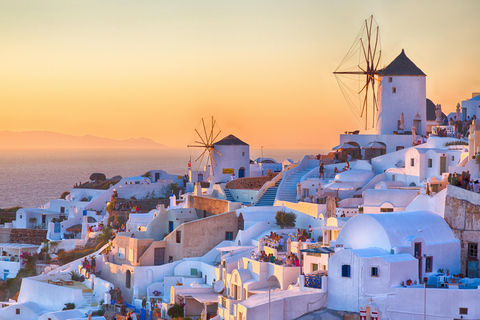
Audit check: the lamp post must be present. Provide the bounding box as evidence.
[268,275,271,320]
[424,277,428,320]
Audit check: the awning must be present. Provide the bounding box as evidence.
[332,143,358,150]
[300,247,335,254]
[361,141,386,149]
[66,224,82,232]
[187,293,220,304]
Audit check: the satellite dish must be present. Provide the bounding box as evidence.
[214,280,225,293]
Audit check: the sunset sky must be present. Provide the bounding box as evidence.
[1,0,479,149]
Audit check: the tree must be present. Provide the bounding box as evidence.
[275,210,297,229]
[161,183,182,198]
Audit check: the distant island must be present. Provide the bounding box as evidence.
[0,131,167,149]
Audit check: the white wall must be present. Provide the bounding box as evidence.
[377,75,426,136]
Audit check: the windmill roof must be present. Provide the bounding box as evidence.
[214,134,249,146]
[380,49,426,76]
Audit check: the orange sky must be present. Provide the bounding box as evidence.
[1,0,479,149]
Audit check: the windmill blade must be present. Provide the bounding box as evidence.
[196,150,207,171]
[211,130,222,145]
[202,118,209,146]
[208,149,218,166]
[213,148,223,157]
[209,117,215,145]
[195,148,208,162]
[195,129,207,145]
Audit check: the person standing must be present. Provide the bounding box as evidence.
[319,163,325,180]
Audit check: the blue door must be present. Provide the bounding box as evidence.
[3,269,9,281]
[54,222,61,233]
[238,167,245,178]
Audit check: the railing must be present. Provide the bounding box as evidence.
[255,163,297,204]
[304,275,322,289]
[432,125,455,136]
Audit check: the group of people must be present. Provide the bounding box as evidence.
[448,170,480,192]
[264,232,285,251]
[285,253,300,267]
[81,256,97,275]
[295,226,313,242]
[413,135,428,146]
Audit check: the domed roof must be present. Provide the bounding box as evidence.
[335,210,456,251]
[335,169,374,182]
[380,49,426,76]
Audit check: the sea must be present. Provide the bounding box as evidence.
[0,148,326,209]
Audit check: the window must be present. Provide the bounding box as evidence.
[460,308,468,315]
[428,159,432,168]
[242,152,245,156]
[414,242,422,258]
[425,256,433,273]
[392,87,396,93]
[396,146,404,151]
[468,243,478,258]
[168,221,174,233]
[341,264,351,278]
[126,270,131,289]
[60,207,65,214]
[380,208,394,212]
[452,156,455,161]
[371,267,379,277]
[388,77,393,83]
[392,175,395,181]
[16,308,20,315]
[176,231,181,243]
[410,158,415,167]
[225,232,233,241]
[312,263,318,272]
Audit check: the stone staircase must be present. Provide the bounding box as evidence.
[224,189,236,202]
[277,169,313,203]
[82,288,98,307]
[255,179,282,206]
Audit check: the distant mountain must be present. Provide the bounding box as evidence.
[0,131,167,149]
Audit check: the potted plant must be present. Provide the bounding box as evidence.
[401,281,405,287]
[446,269,450,276]
[438,268,444,274]
[153,307,162,318]
[406,279,413,286]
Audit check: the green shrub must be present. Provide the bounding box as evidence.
[275,210,297,229]
[167,303,184,318]
[63,302,75,310]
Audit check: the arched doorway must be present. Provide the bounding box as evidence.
[238,167,245,178]
[126,270,131,289]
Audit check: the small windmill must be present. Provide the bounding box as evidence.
[334,15,382,130]
[187,117,223,179]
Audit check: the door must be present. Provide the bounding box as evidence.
[415,242,422,282]
[467,260,479,278]
[41,214,46,225]
[154,248,165,266]
[54,222,61,233]
[198,174,203,182]
[238,167,245,178]
[440,156,446,175]
[168,221,174,233]
[155,173,160,181]
[3,269,9,281]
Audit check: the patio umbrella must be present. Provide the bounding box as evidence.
[361,141,386,150]
[332,143,357,151]
[324,181,354,199]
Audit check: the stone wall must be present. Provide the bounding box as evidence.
[8,228,47,245]
[444,185,480,275]
[191,196,230,216]
[165,211,238,262]
[225,172,277,190]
